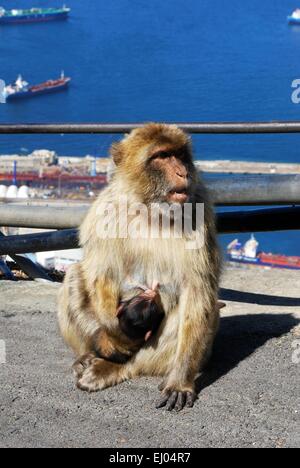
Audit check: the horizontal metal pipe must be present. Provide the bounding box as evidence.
[0,198,90,206]
[0,205,88,229]
[0,207,299,255]
[1,121,300,134]
[208,174,300,206]
[1,175,300,229]
[217,206,300,234]
[0,229,79,255]
[0,230,52,282]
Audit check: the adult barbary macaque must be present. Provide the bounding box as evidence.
[58,123,221,412]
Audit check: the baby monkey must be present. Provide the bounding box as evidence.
[117,282,164,343]
[92,282,165,364]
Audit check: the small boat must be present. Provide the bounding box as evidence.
[3,72,71,101]
[227,235,300,270]
[0,6,70,24]
[288,9,300,24]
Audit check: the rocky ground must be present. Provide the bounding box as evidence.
[0,267,299,448]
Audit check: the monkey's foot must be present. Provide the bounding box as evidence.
[76,358,126,393]
[72,352,97,380]
[156,387,197,412]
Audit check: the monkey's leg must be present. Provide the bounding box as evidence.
[157,280,220,412]
[76,357,131,392]
[71,332,133,384]
[58,264,100,356]
[156,300,224,393]
[58,265,132,391]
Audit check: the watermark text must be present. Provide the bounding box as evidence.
[0,80,6,103]
[292,340,300,364]
[0,340,6,364]
[291,79,300,104]
[94,197,205,250]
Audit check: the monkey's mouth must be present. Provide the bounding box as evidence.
[167,188,189,204]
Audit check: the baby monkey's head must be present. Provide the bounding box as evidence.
[117,283,165,342]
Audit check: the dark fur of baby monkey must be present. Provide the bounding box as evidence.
[117,285,165,342]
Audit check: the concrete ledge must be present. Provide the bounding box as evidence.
[0,268,299,448]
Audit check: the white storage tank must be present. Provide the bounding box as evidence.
[6,185,18,198]
[0,185,7,198]
[17,185,29,199]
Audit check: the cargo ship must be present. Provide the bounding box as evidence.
[227,235,300,270]
[3,73,71,101]
[0,6,70,24]
[288,9,300,24]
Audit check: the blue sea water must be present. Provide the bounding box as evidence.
[0,0,299,255]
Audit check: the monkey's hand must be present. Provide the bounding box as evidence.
[156,384,197,412]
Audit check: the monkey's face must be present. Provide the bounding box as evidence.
[111,124,198,206]
[146,145,195,205]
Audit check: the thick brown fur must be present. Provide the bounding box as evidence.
[58,123,221,411]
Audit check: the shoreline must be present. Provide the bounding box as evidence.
[0,151,300,174]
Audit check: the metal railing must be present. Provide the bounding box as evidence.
[1,121,300,134]
[1,207,300,257]
[0,121,299,281]
[0,174,300,232]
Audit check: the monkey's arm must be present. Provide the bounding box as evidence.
[157,280,219,411]
[157,223,221,412]
[92,327,140,364]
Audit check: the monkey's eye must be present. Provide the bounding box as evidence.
[151,151,170,160]
[175,149,187,160]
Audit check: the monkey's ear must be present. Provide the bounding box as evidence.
[110,142,124,166]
